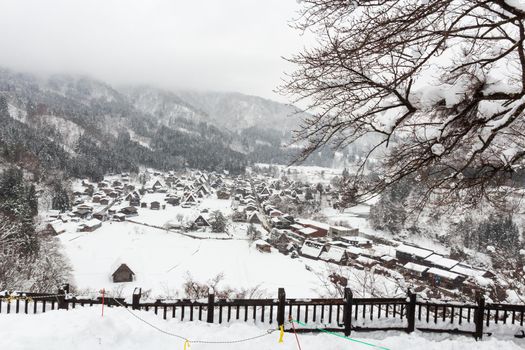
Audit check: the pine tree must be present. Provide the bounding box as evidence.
[0,95,9,119]
[51,182,70,213]
[26,184,38,217]
[210,210,227,233]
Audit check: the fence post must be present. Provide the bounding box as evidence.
[207,291,215,323]
[343,288,353,336]
[474,292,485,340]
[132,288,142,310]
[277,288,286,327]
[57,284,69,310]
[406,290,416,333]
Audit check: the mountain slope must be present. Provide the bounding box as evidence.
[0,69,247,180]
[0,68,347,180]
[176,90,301,133]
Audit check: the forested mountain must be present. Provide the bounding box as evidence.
[0,68,315,180]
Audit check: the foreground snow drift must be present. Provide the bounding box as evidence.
[0,307,522,350]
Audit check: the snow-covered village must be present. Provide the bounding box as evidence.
[2,1,525,349]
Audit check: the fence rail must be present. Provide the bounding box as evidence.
[1,286,524,340]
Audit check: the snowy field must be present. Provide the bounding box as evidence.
[59,221,327,298]
[1,307,523,350]
[58,219,399,298]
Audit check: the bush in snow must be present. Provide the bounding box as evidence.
[182,273,265,299]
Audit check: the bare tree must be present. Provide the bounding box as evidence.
[282,1,525,210]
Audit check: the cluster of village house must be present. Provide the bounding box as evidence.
[43,170,219,236]
[40,169,495,293]
[231,174,495,296]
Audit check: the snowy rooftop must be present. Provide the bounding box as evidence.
[356,256,376,265]
[295,218,330,230]
[300,240,325,258]
[345,246,365,255]
[396,244,433,259]
[403,262,429,274]
[424,254,459,270]
[299,227,318,236]
[427,267,462,281]
[450,264,485,278]
[341,236,371,244]
[320,247,345,262]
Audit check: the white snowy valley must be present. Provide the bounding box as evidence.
[3,0,525,348]
[1,165,522,349]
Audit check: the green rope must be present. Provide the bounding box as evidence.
[292,319,391,350]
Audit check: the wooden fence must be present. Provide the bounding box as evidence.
[1,286,524,340]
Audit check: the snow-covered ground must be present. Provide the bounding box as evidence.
[58,218,401,298]
[1,307,523,350]
[59,221,326,298]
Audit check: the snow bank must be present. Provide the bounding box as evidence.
[0,307,522,350]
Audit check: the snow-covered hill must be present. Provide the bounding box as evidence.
[176,90,301,133]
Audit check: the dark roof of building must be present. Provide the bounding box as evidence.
[112,263,135,276]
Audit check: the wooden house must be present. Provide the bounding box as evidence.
[130,197,141,207]
[120,206,138,216]
[271,232,293,252]
[248,212,262,224]
[396,244,433,264]
[184,194,197,204]
[113,213,126,222]
[300,240,325,259]
[426,267,466,289]
[244,204,258,213]
[255,240,272,253]
[45,221,66,236]
[338,236,372,248]
[424,254,459,270]
[80,219,102,232]
[320,246,349,265]
[269,209,283,218]
[329,225,359,237]
[166,197,180,206]
[402,262,429,278]
[194,215,210,227]
[150,201,161,210]
[92,212,106,221]
[295,219,329,237]
[216,190,231,200]
[112,264,135,283]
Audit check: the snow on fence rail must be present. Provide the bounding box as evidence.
[1,287,524,340]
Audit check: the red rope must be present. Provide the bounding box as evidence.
[289,318,302,350]
[101,288,105,317]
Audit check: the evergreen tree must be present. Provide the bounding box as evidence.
[475,215,520,255]
[51,182,70,213]
[26,184,38,217]
[0,168,39,256]
[210,210,227,233]
[247,223,261,243]
[305,188,314,201]
[0,95,9,119]
[369,178,412,233]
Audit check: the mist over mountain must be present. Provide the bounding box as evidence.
[0,68,333,181]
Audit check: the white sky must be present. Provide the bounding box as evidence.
[0,0,310,101]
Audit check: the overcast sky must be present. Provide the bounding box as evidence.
[0,0,310,101]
